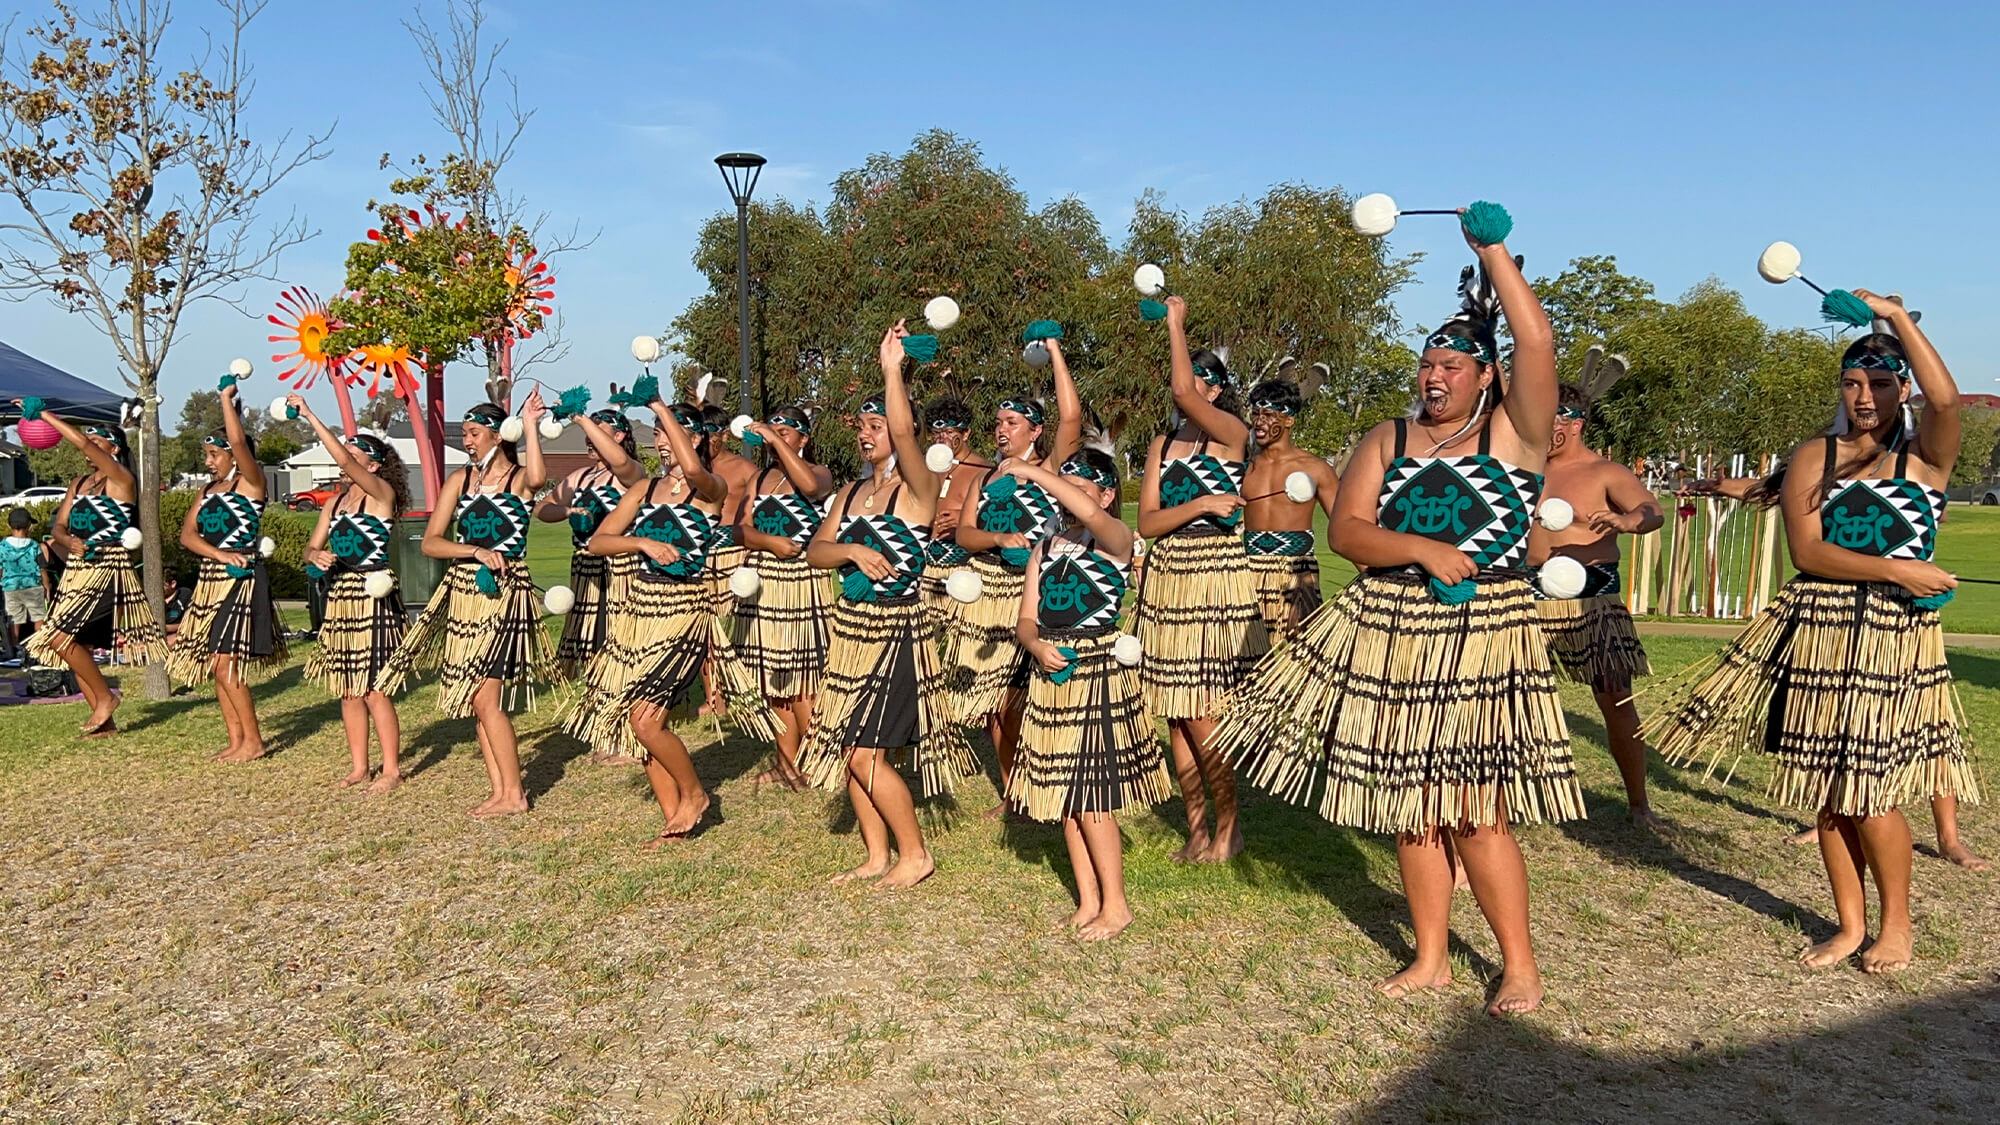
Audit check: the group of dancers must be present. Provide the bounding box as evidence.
[12,206,1982,1014]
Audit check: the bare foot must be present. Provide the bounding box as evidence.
[224,744,268,764]
[80,708,117,735]
[1629,806,1664,830]
[1066,905,1098,931]
[641,830,687,852]
[1786,826,1820,847]
[1079,904,1133,941]
[80,719,119,739]
[664,790,710,835]
[1196,825,1245,864]
[1940,841,1991,872]
[1171,831,1211,864]
[211,745,238,761]
[1377,962,1453,999]
[875,852,935,890]
[982,801,1007,821]
[829,858,892,885]
[697,699,727,718]
[1799,929,1866,969]
[334,769,371,788]
[468,795,497,816]
[365,770,402,796]
[470,796,528,819]
[1487,966,1545,1016]
[1860,928,1913,974]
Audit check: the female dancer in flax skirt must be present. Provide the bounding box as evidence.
[167,380,285,762]
[918,396,989,618]
[572,398,776,843]
[1134,295,1269,864]
[940,337,1081,813]
[1645,292,1977,973]
[536,407,647,683]
[796,324,977,887]
[1007,450,1170,939]
[18,401,163,735]
[1240,377,1340,644]
[699,403,760,719]
[1210,213,1578,1015]
[729,404,836,791]
[377,395,560,818]
[292,395,413,792]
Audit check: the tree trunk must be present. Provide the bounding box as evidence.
[135,372,171,701]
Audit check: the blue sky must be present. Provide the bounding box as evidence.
[6,0,1997,423]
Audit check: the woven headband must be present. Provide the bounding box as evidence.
[1191,362,1225,388]
[859,397,887,417]
[346,433,391,461]
[1059,457,1117,491]
[998,399,1045,427]
[930,416,970,431]
[588,408,633,433]
[769,410,811,434]
[203,434,232,449]
[1556,404,1586,420]
[1248,394,1299,417]
[463,403,508,428]
[1842,353,1907,375]
[1424,333,1495,365]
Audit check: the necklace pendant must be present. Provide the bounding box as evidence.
[863,493,876,510]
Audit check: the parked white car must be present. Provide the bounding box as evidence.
[0,486,67,509]
[1977,484,2000,505]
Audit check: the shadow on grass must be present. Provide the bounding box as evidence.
[1946,648,2000,690]
[1358,983,2000,1124]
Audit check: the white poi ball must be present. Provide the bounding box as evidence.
[257,536,275,558]
[538,417,563,440]
[1351,193,1400,237]
[1539,555,1588,600]
[543,584,576,615]
[268,396,292,423]
[228,357,254,378]
[1132,263,1166,297]
[924,442,956,474]
[1022,340,1051,367]
[1537,496,1575,531]
[1284,471,1315,503]
[729,566,763,600]
[498,415,526,442]
[1133,537,1147,559]
[1112,632,1143,667]
[120,526,145,551]
[1757,241,1802,285]
[730,413,754,439]
[924,295,962,331]
[946,568,983,604]
[364,570,396,600]
[630,335,662,364]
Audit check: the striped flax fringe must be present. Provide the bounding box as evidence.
[26,546,164,667]
[1009,630,1172,823]
[304,571,406,697]
[555,550,618,678]
[375,559,561,717]
[1643,577,1977,817]
[1133,531,1269,720]
[796,596,977,797]
[937,556,1028,723]
[1249,551,1322,647]
[1209,572,1579,834]
[564,575,709,759]
[726,551,833,700]
[165,557,287,688]
[1533,594,1650,691]
[704,544,750,617]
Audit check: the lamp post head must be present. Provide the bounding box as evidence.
[715,152,767,206]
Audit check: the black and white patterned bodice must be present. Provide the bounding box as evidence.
[194,488,262,550]
[454,476,530,559]
[1158,436,1244,535]
[568,476,623,551]
[1377,420,1541,571]
[1244,529,1314,558]
[1821,448,1945,561]
[832,484,928,602]
[328,511,393,572]
[67,492,133,554]
[749,470,823,548]
[631,495,716,581]
[1036,536,1129,635]
[973,468,1063,568]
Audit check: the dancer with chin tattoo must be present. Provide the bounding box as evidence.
[1240,378,1339,644]
[1212,208,1576,1016]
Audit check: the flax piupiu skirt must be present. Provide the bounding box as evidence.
[1009,630,1170,822]
[164,557,286,687]
[795,595,977,797]
[726,551,833,700]
[375,558,562,716]
[303,569,405,697]
[1133,530,1269,720]
[27,545,165,666]
[937,555,1029,722]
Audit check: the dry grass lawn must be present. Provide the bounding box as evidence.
[2,634,1996,1124]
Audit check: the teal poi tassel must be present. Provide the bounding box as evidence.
[1000,546,1032,568]
[1820,289,1875,329]
[1459,201,1512,246]
[552,385,592,421]
[19,396,44,421]
[902,335,940,363]
[304,563,325,580]
[1429,577,1477,604]
[476,565,500,596]
[225,564,254,579]
[983,475,1019,500]
[841,569,876,602]
[1022,319,1063,343]
[629,373,660,405]
[1913,589,1955,612]
[218,374,238,391]
[1046,646,1079,685]
[1139,299,1168,322]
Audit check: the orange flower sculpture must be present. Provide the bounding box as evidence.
[267,286,346,390]
[502,241,555,340]
[352,343,421,402]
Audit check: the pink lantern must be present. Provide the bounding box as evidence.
[17,419,59,449]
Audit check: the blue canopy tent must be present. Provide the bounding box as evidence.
[0,341,128,423]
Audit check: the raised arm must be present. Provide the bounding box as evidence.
[291,394,392,509]
[218,385,266,497]
[1002,459,1132,559]
[24,406,133,493]
[1862,290,1958,481]
[880,323,940,514]
[1045,337,1084,465]
[1163,296,1248,452]
[1484,237,1557,454]
[516,390,550,493]
[749,421,834,499]
[576,413,647,488]
[647,401,726,504]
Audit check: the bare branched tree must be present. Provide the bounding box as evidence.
[0,0,329,697]
[401,0,593,405]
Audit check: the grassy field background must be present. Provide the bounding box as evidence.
[1,583,1997,1118]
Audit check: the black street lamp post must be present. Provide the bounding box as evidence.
[715,152,766,418]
